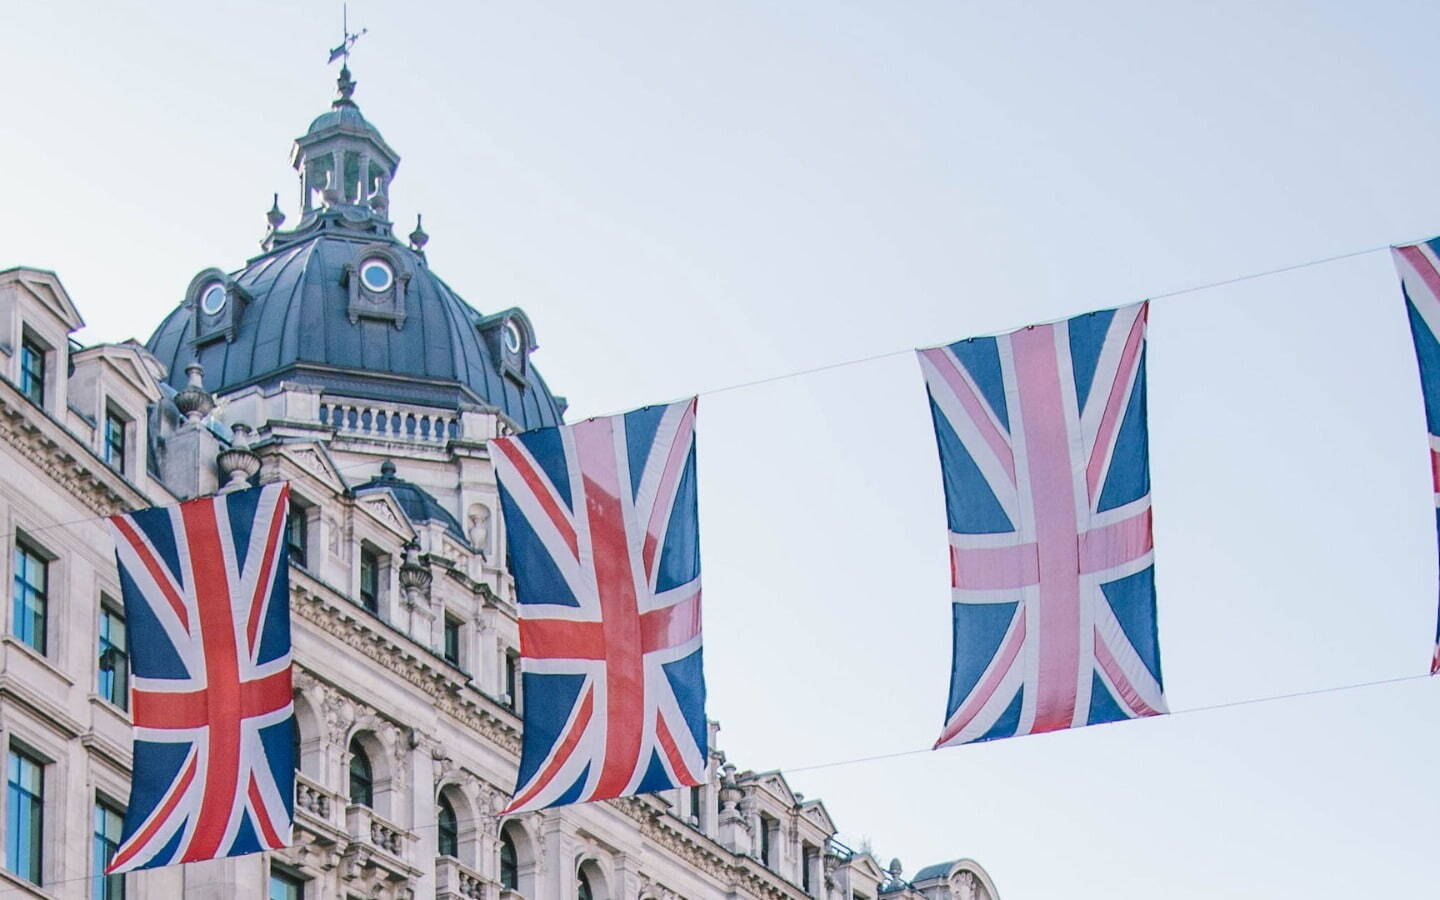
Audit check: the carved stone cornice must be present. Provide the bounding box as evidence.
[0,389,146,516]
[609,796,806,900]
[289,576,522,756]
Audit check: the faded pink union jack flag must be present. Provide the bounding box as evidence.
[919,302,1167,748]
[492,399,706,813]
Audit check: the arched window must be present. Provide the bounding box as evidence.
[348,739,373,807]
[499,830,518,889]
[437,795,458,858]
[577,869,594,900]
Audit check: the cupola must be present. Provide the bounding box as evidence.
[272,66,400,249]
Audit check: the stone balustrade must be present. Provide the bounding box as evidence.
[320,398,462,444]
[435,856,487,899]
[345,803,411,860]
[295,772,334,819]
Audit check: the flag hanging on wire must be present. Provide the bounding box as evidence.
[919,302,1167,748]
[493,399,706,813]
[1390,239,1440,674]
[105,483,295,873]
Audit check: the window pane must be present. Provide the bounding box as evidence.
[359,550,378,612]
[443,617,460,665]
[104,412,126,471]
[20,340,44,405]
[348,741,373,807]
[12,544,47,655]
[500,832,518,888]
[94,801,125,899]
[268,871,302,900]
[98,605,129,710]
[286,503,307,569]
[437,796,458,857]
[504,652,518,711]
[7,749,43,885]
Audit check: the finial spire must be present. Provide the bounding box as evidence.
[326,3,367,106]
[409,214,429,251]
[266,193,285,229]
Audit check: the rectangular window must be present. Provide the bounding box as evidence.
[93,799,125,899]
[7,748,44,885]
[759,814,774,868]
[802,844,818,894]
[12,540,49,655]
[286,501,308,569]
[19,337,45,406]
[503,650,519,712]
[358,547,379,613]
[103,408,127,473]
[98,602,129,711]
[689,784,704,827]
[443,615,461,666]
[268,870,303,900]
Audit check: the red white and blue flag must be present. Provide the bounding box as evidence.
[493,399,706,813]
[1390,239,1440,674]
[106,483,295,873]
[919,302,1167,748]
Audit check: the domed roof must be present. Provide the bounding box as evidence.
[304,103,384,140]
[145,233,566,431]
[354,461,468,543]
[145,67,565,432]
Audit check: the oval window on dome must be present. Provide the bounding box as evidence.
[503,320,523,355]
[360,259,393,293]
[200,283,227,316]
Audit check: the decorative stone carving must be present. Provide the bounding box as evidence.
[173,362,215,424]
[323,690,356,744]
[216,422,261,492]
[431,748,455,791]
[955,870,981,900]
[719,764,742,813]
[399,542,433,602]
[290,582,523,755]
[466,503,491,558]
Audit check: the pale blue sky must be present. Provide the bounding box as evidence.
[4,2,1439,896]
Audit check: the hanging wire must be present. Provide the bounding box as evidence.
[781,671,1435,775]
[6,230,1429,544]
[577,235,1424,419]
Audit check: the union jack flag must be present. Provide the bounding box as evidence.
[1390,239,1440,674]
[106,483,295,873]
[493,399,706,813]
[919,302,1167,748]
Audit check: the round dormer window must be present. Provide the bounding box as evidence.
[200,283,227,316]
[503,320,523,355]
[360,258,394,293]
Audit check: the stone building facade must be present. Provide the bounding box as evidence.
[0,67,1000,900]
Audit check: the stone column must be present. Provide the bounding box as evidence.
[409,731,437,900]
[539,817,574,897]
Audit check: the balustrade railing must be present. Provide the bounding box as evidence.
[435,856,486,899]
[294,773,334,819]
[345,803,409,859]
[320,398,462,444]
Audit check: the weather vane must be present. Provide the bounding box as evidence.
[327,3,367,66]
